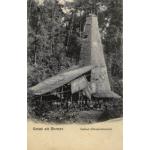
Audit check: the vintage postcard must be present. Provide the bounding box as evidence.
[27,0,123,150]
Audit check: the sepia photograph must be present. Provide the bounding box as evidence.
[2,0,150,150]
[27,0,123,124]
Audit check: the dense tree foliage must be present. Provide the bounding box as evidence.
[28,0,72,87]
[27,0,122,96]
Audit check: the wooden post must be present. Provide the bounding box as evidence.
[61,86,63,109]
[71,94,72,105]
[80,92,82,111]
[40,96,42,103]
[79,91,80,104]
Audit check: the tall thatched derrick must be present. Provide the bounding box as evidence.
[80,14,120,98]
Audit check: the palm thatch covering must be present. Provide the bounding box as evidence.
[93,91,121,99]
[29,65,94,95]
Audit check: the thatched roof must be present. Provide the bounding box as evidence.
[93,91,121,99]
[29,65,94,95]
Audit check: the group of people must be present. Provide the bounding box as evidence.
[51,97,106,112]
